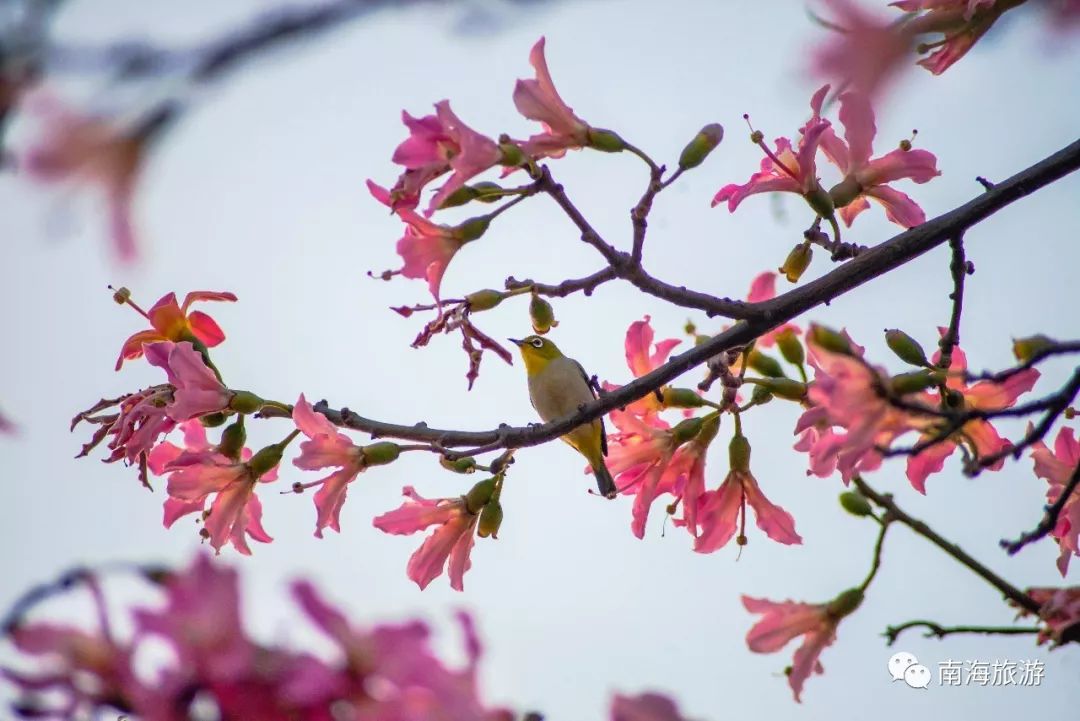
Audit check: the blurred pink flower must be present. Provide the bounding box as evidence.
[0,407,16,435]
[1023,586,1080,646]
[820,91,940,228]
[1030,426,1080,576]
[144,341,231,421]
[512,36,591,159]
[811,0,917,99]
[115,290,236,369]
[898,0,1022,74]
[611,692,696,721]
[292,394,366,538]
[373,486,480,591]
[21,96,150,261]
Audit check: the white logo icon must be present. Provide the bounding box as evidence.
[888,651,918,682]
[904,663,932,689]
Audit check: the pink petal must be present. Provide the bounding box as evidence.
[186,311,226,348]
[693,479,742,553]
[743,473,802,545]
[864,185,927,228]
[746,272,777,303]
[905,437,956,493]
[837,91,876,171]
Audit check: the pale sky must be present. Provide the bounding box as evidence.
[2,1,1079,719]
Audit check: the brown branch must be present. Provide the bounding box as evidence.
[852,476,1041,615]
[936,234,967,372]
[504,268,616,298]
[1001,460,1080,555]
[884,620,1040,646]
[255,139,1080,455]
[966,340,1080,383]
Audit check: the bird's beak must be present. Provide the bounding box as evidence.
[508,338,524,347]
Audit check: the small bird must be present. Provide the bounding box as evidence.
[510,335,616,498]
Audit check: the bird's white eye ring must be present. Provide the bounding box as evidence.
[531,338,544,348]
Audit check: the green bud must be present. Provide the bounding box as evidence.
[885,329,929,367]
[440,455,478,474]
[775,328,805,367]
[1012,334,1056,363]
[828,176,862,209]
[661,387,704,409]
[747,349,786,378]
[890,370,938,395]
[455,216,491,242]
[697,414,722,446]
[804,186,835,219]
[729,434,751,473]
[472,181,508,203]
[750,384,774,405]
[438,185,480,209]
[464,478,497,514]
[684,320,697,336]
[838,491,873,518]
[249,444,284,479]
[498,141,525,167]
[361,442,401,467]
[465,289,505,312]
[585,127,626,153]
[529,294,558,335]
[678,123,724,170]
[477,500,504,539]
[752,377,807,401]
[808,325,853,355]
[826,588,864,619]
[228,390,264,415]
[672,416,706,444]
[200,412,228,428]
[778,242,813,283]
[218,419,247,461]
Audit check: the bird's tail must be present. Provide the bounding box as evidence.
[592,459,617,499]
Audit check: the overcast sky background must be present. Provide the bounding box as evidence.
[2,0,1079,718]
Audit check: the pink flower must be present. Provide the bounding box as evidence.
[292,394,366,538]
[144,341,232,421]
[820,91,940,228]
[905,335,1039,492]
[73,385,177,488]
[811,0,918,99]
[1030,426,1080,576]
[21,95,149,261]
[743,589,862,702]
[512,37,591,159]
[156,432,279,555]
[745,272,801,346]
[373,486,480,591]
[694,436,801,552]
[605,410,681,539]
[134,554,254,681]
[794,327,917,483]
[665,417,721,539]
[115,290,236,369]
[378,101,503,215]
[611,692,696,721]
[712,87,834,216]
[608,316,681,417]
[898,0,1019,75]
[369,182,467,300]
[1023,586,1080,646]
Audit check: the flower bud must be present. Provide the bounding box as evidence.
[439,185,479,209]
[684,320,697,335]
[529,294,558,335]
[218,419,247,461]
[200,412,228,428]
[472,181,508,203]
[698,413,721,446]
[808,325,853,355]
[455,216,491,242]
[804,186,835,219]
[361,442,401,467]
[890,370,938,395]
[464,478,497,514]
[678,123,724,170]
[826,588,864,619]
[778,242,813,283]
[498,141,525,167]
[440,455,478,474]
[885,329,929,367]
[465,289,505,313]
[838,491,873,517]
[752,377,807,401]
[661,387,704,409]
[729,434,751,473]
[477,500,504,539]
[112,286,131,304]
[228,390,264,415]
[828,176,862,209]
[1012,334,1056,363]
[775,329,805,367]
[248,444,284,479]
[585,127,626,153]
[750,384,773,405]
[747,349,785,378]
[672,416,706,444]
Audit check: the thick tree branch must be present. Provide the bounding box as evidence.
[852,476,1041,615]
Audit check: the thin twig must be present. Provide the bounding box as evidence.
[936,234,967,372]
[1001,460,1080,555]
[884,620,1039,646]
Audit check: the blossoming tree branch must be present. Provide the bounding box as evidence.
[3,0,1080,718]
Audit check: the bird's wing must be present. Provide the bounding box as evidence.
[572,359,608,457]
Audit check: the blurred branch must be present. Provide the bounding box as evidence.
[884,620,1040,646]
[1001,460,1080,556]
